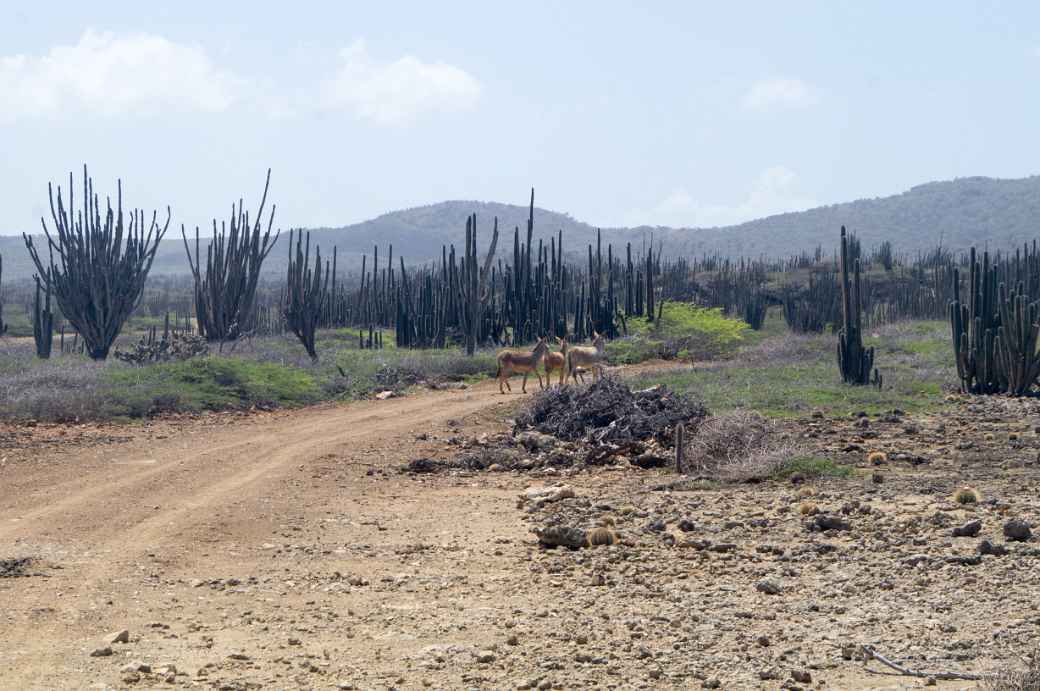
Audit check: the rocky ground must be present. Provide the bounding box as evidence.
[1,376,1038,690]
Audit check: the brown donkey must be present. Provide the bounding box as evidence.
[496,337,550,393]
[543,337,570,387]
[566,331,606,384]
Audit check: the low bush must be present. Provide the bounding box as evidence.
[105,358,322,416]
[0,329,500,421]
[773,455,851,480]
[609,303,748,364]
[681,410,844,482]
[0,355,110,422]
[985,650,1040,691]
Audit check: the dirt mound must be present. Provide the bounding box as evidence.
[514,376,707,445]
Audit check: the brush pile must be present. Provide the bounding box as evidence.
[513,376,707,445]
[401,378,708,475]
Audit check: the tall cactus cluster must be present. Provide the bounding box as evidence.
[836,226,877,385]
[32,271,54,358]
[389,190,657,351]
[461,213,496,355]
[623,241,660,318]
[783,271,841,333]
[183,169,280,342]
[950,246,1040,396]
[23,166,169,360]
[284,229,330,360]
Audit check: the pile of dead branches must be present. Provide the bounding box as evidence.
[514,376,707,445]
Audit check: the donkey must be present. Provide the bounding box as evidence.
[543,337,569,387]
[566,331,606,384]
[496,336,550,393]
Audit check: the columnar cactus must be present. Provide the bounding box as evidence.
[836,227,877,385]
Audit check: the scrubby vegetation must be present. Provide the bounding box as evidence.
[632,316,951,418]
[609,303,749,364]
[0,333,497,422]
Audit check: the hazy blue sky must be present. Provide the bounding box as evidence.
[2,2,1039,235]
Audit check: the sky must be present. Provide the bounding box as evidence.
[2,2,1040,235]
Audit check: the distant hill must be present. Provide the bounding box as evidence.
[4,175,1040,282]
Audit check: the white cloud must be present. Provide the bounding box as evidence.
[628,166,818,228]
[0,30,241,122]
[742,78,818,111]
[320,39,480,125]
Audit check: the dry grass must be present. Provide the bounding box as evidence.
[0,353,110,422]
[985,650,1040,691]
[683,410,803,482]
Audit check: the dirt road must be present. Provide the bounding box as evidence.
[0,378,533,689]
[0,372,1023,689]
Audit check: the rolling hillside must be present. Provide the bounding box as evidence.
[3,175,1040,282]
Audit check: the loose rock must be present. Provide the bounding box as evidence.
[756,580,782,595]
[1004,519,1032,542]
[953,520,982,537]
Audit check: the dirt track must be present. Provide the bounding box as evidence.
[0,372,1032,690]
[0,377,526,689]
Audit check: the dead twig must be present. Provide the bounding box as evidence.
[584,442,640,465]
[861,644,985,681]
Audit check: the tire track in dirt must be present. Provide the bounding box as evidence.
[1,385,503,547]
[0,381,517,689]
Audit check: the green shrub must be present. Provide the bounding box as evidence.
[610,303,749,364]
[773,456,851,479]
[104,358,321,417]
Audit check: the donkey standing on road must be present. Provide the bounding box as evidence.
[496,336,550,393]
[566,331,606,384]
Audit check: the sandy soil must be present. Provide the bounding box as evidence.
[0,371,1037,690]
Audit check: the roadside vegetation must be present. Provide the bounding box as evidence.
[631,312,952,418]
[0,332,497,422]
[0,297,959,424]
